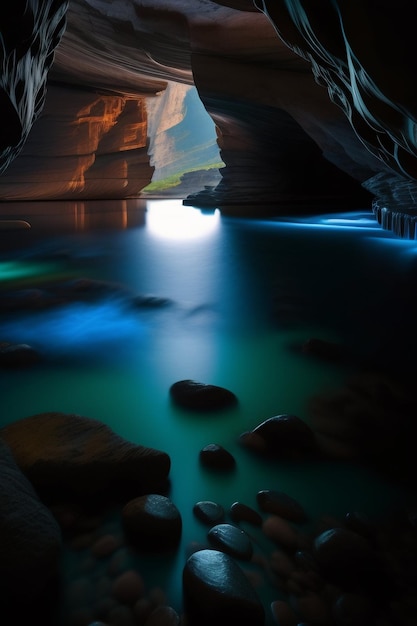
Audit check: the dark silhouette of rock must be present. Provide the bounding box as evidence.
[0,341,41,367]
[0,412,171,501]
[256,489,307,523]
[229,501,263,526]
[0,439,62,607]
[193,500,225,525]
[239,414,316,458]
[207,523,253,561]
[183,549,265,626]
[170,379,237,411]
[122,494,182,551]
[199,443,236,470]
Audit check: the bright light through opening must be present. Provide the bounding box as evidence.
[146,200,220,241]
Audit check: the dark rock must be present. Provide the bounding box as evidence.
[144,605,180,625]
[169,379,237,411]
[0,439,62,604]
[131,294,172,308]
[193,501,225,525]
[239,414,316,458]
[313,527,385,592]
[207,523,253,560]
[332,592,376,626]
[344,511,376,541]
[199,443,236,471]
[0,341,41,367]
[183,549,265,626]
[229,501,263,526]
[0,412,171,500]
[256,489,307,523]
[122,494,182,551]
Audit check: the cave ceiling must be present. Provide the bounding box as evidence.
[1,1,417,234]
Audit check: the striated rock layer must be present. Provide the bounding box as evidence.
[1,1,417,233]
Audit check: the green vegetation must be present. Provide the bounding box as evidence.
[142,163,224,193]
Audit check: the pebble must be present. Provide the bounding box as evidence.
[230,501,263,526]
[144,605,180,625]
[183,549,265,625]
[111,569,144,605]
[208,523,254,560]
[270,599,298,626]
[199,443,236,471]
[122,494,182,550]
[257,489,307,523]
[193,500,225,525]
[91,534,121,558]
[262,515,301,551]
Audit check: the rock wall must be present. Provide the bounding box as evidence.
[1,1,417,233]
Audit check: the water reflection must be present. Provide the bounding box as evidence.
[146,200,220,241]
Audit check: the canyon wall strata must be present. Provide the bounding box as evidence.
[1,1,417,234]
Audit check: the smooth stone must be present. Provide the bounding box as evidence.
[169,379,237,411]
[332,592,376,626]
[193,500,225,525]
[111,569,145,605]
[230,501,263,526]
[122,494,182,550]
[257,489,307,523]
[182,549,265,626]
[144,605,180,625]
[270,599,299,626]
[240,414,316,457]
[313,528,384,591]
[208,523,253,560]
[199,443,236,471]
[270,548,297,578]
[262,515,301,551]
[91,534,121,558]
[344,511,375,540]
[290,591,331,624]
[0,439,62,605]
[0,412,171,499]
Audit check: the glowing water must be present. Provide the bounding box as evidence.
[1,201,416,618]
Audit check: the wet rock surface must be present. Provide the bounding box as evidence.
[170,379,238,411]
[0,412,171,500]
[193,500,225,525]
[207,523,254,561]
[183,549,265,626]
[122,494,182,551]
[199,443,236,471]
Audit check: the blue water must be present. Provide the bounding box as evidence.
[1,200,416,619]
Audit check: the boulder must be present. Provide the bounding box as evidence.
[0,438,62,609]
[0,412,171,500]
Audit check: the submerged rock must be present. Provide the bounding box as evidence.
[0,412,171,500]
[170,379,237,411]
[122,494,182,551]
[183,549,265,626]
[256,489,307,523]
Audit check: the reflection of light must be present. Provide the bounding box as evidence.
[146,200,220,241]
[0,301,143,355]
[0,260,56,282]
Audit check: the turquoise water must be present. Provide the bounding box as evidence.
[1,200,416,618]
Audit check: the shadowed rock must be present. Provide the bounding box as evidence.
[170,379,237,411]
[0,438,62,607]
[0,412,171,501]
[183,549,265,626]
[122,494,182,551]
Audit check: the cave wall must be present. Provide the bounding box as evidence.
[1,1,417,233]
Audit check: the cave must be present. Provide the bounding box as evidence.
[1,2,417,626]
